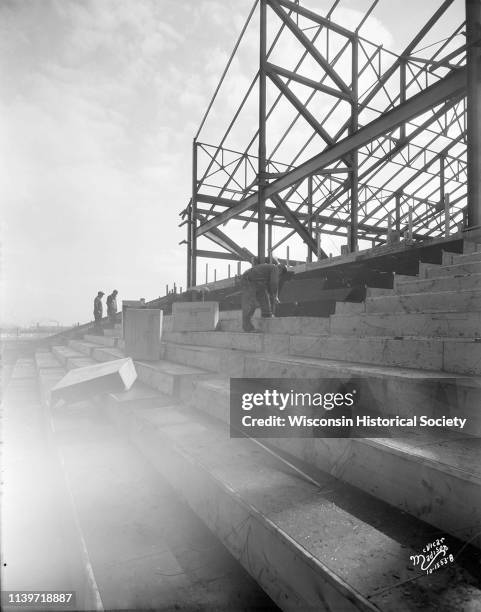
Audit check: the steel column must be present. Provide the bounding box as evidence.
[190,140,198,287]
[350,35,359,252]
[466,0,481,227]
[258,0,267,262]
[307,176,313,262]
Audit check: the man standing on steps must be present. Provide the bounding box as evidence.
[93,291,104,333]
[106,289,118,327]
[240,260,294,332]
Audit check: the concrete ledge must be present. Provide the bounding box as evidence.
[366,289,481,314]
[104,400,481,608]
[84,334,118,348]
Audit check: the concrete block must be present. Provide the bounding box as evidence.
[92,347,124,363]
[172,301,219,332]
[366,289,481,314]
[84,334,117,347]
[288,335,444,371]
[330,311,481,338]
[135,360,209,396]
[443,340,481,375]
[395,273,481,295]
[442,251,457,266]
[334,302,365,315]
[51,357,137,404]
[51,346,83,366]
[452,250,481,266]
[393,274,417,290]
[365,287,393,298]
[164,342,246,377]
[35,352,61,371]
[426,261,481,279]
[68,340,98,356]
[124,308,162,361]
[66,357,96,370]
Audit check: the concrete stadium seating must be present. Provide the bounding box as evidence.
[29,238,481,611]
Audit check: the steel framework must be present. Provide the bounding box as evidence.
[182,0,481,288]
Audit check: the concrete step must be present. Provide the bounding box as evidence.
[91,346,125,363]
[84,333,118,347]
[164,333,481,375]
[103,328,123,338]
[134,360,210,396]
[180,375,481,545]
[330,311,481,338]
[164,330,290,354]
[65,357,97,370]
[334,302,365,315]
[218,312,330,335]
[366,288,481,314]
[421,260,481,279]
[51,345,85,367]
[450,249,481,266]
[35,351,62,372]
[395,272,481,295]
[104,397,481,609]
[68,339,99,357]
[162,340,481,433]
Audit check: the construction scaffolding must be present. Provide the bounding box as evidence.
[181,0,481,288]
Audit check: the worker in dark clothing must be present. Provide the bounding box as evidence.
[93,291,104,333]
[106,290,118,327]
[241,261,293,332]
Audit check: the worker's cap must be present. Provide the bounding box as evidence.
[112,289,118,294]
[98,291,105,296]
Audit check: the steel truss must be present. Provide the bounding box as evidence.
[182,0,481,288]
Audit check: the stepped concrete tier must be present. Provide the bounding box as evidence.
[396,272,481,294]
[330,311,481,338]
[419,260,481,279]
[84,333,118,348]
[104,395,481,612]
[365,288,481,314]
[172,301,219,332]
[50,357,137,404]
[175,373,481,544]
[162,332,481,375]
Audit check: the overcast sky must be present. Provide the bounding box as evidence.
[1,0,463,326]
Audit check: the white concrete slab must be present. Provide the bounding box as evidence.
[172,302,219,332]
[51,357,137,404]
[124,308,162,361]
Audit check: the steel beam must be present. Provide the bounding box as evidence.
[196,249,248,262]
[258,0,267,262]
[267,0,351,96]
[466,0,481,227]
[197,68,466,236]
[266,62,352,101]
[271,193,319,253]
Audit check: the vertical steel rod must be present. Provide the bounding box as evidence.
[258,0,267,262]
[191,140,198,287]
[350,35,359,252]
[466,0,481,228]
[307,175,313,262]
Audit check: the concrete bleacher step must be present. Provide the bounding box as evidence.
[330,311,481,338]
[104,397,481,610]
[218,313,330,335]
[91,346,125,363]
[163,333,481,375]
[103,328,123,338]
[175,374,481,546]
[84,333,118,347]
[365,288,481,314]
[395,272,481,295]
[68,339,100,357]
[420,260,481,279]
[446,249,481,266]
